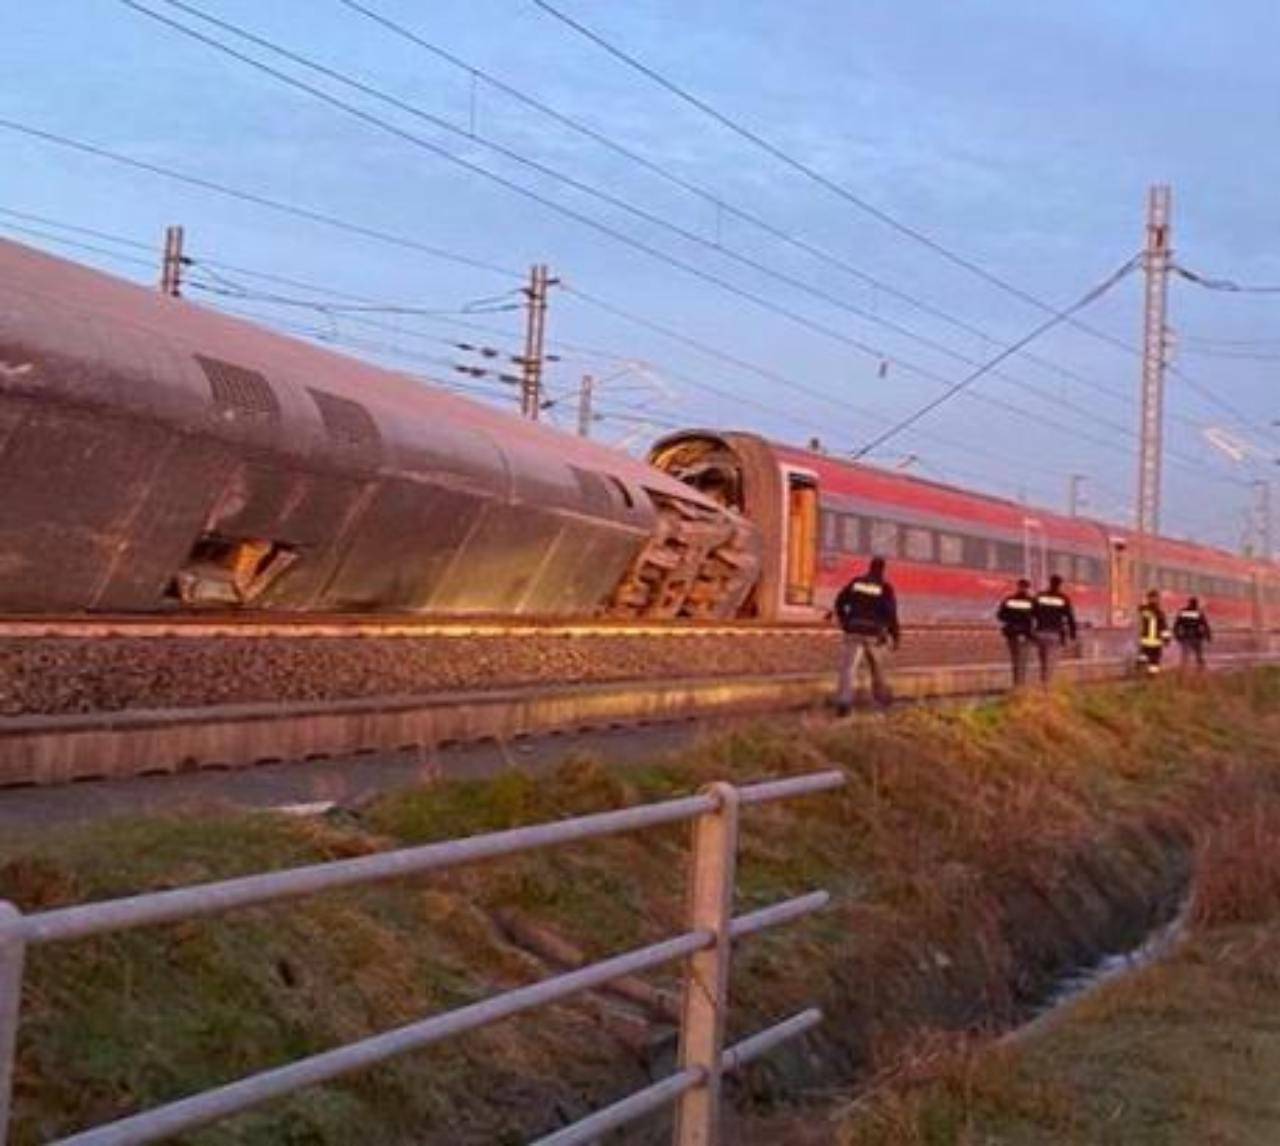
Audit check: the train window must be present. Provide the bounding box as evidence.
[938,533,964,566]
[994,541,1022,574]
[840,514,865,553]
[1073,556,1095,585]
[961,536,991,570]
[1050,551,1073,579]
[869,519,900,557]
[904,527,934,562]
[820,510,838,552]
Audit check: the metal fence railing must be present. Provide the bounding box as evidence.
[0,769,844,1146]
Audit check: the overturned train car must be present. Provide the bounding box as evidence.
[0,238,758,618]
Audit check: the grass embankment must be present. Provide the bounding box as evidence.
[3,672,1279,1144]
[838,769,1280,1146]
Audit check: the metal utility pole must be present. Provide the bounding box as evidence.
[1136,185,1172,540]
[518,264,557,421]
[1067,474,1086,518]
[1254,480,1273,560]
[159,225,185,298]
[577,374,594,438]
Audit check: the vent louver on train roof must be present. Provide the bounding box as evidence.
[307,387,382,452]
[195,354,280,422]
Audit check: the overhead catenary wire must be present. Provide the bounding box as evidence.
[0,190,1244,503]
[527,2,1148,353]
[2,28,1252,507]
[114,1,1234,471]
[0,219,159,272]
[528,0,1274,443]
[0,119,520,281]
[853,255,1143,459]
[1174,263,1280,295]
[0,206,1111,497]
[337,0,1138,414]
[0,210,1142,508]
[139,0,1158,449]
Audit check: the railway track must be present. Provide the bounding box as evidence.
[1,619,1275,788]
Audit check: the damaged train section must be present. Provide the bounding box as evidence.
[0,237,759,620]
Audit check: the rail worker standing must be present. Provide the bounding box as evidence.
[1031,574,1077,685]
[1173,596,1212,671]
[833,555,900,715]
[1137,589,1172,676]
[997,578,1037,687]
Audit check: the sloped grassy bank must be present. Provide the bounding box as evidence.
[834,757,1280,1146]
[3,671,1278,1145]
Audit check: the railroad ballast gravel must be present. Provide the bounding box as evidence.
[0,628,1003,717]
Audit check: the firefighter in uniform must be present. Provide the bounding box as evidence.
[833,555,900,715]
[1032,574,1077,685]
[996,578,1036,688]
[1173,596,1211,671]
[1137,589,1172,675]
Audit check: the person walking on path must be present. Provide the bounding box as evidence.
[1032,574,1077,685]
[1173,596,1212,671]
[1138,589,1172,676]
[997,578,1037,688]
[833,556,900,715]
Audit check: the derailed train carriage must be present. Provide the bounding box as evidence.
[0,236,1275,631]
[0,237,757,618]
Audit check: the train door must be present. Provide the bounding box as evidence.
[1022,518,1047,587]
[1108,538,1134,626]
[783,468,819,610]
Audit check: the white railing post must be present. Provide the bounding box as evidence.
[0,901,26,1143]
[672,782,739,1146]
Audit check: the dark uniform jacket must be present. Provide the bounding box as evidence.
[835,574,901,644]
[997,591,1036,638]
[1139,604,1171,648]
[1173,607,1212,643]
[1033,589,1078,642]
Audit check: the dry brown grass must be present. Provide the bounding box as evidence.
[4,671,1280,1144]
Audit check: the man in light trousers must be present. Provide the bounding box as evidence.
[833,556,901,715]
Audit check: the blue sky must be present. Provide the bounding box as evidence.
[4,0,1278,551]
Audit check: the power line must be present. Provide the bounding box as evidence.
[853,255,1142,458]
[0,205,155,252]
[146,0,1158,449]
[0,118,520,280]
[5,23,1247,497]
[0,193,1243,495]
[339,0,1137,414]
[113,2,1229,479]
[563,285,1163,485]
[0,212,1150,506]
[527,0,1159,362]
[527,4,1280,460]
[0,219,158,271]
[1174,263,1280,295]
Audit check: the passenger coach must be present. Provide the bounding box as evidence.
[650,430,1275,631]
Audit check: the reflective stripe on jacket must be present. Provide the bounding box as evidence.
[1139,606,1170,648]
[997,595,1035,637]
